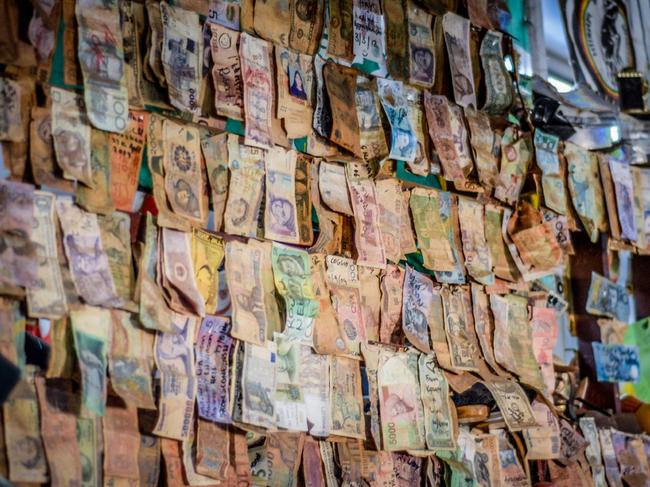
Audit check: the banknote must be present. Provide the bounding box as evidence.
[224,135,265,237]
[272,243,320,343]
[410,187,456,272]
[207,0,241,30]
[265,432,305,487]
[346,162,387,269]
[359,266,381,341]
[195,315,233,424]
[377,79,417,163]
[295,153,314,246]
[289,0,324,54]
[240,32,274,148]
[465,108,499,189]
[242,340,277,430]
[490,293,516,373]
[163,119,206,225]
[56,198,121,307]
[210,23,244,120]
[77,415,102,487]
[361,342,383,449]
[484,204,519,281]
[274,334,308,431]
[480,30,513,114]
[423,93,473,182]
[483,380,538,431]
[146,113,191,232]
[252,0,290,46]
[326,255,366,351]
[404,85,435,177]
[26,191,67,318]
[442,13,476,108]
[226,240,281,344]
[379,264,404,344]
[275,48,314,138]
[109,310,156,410]
[471,433,501,487]
[35,377,83,487]
[200,133,229,231]
[191,228,224,315]
[534,129,567,215]
[323,61,361,155]
[300,344,330,437]
[599,428,623,487]
[303,438,327,486]
[579,417,602,467]
[50,87,93,186]
[441,285,481,371]
[329,355,365,439]
[495,429,529,486]
[109,111,147,212]
[541,208,574,255]
[0,298,26,370]
[103,400,140,479]
[631,166,650,251]
[309,161,342,254]
[71,305,111,417]
[29,106,74,191]
[0,77,22,141]
[160,2,202,114]
[313,54,334,138]
[522,400,561,460]
[153,314,197,440]
[191,421,229,483]
[382,0,408,81]
[401,266,433,353]
[558,419,588,465]
[76,128,115,215]
[597,318,627,345]
[378,350,425,451]
[592,342,640,382]
[565,141,607,243]
[506,294,545,388]
[495,128,533,206]
[46,318,75,378]
[161,228,206,317]
[351,0,387,76]
[309,254,350,356]
[586,271,631,322]
[265,147,300,243]
[400,189,418,255]
[530,306,558,397]
[458,197,494,284]
[470,284,505,376]
[120,0,144,108]
[98,212,136,310]
[355,77,389,166]
[510,220,564,280]
[318,161,354,215]
[160,438,189,486]
[3,374,49,483]
[76,0,129,132]
[407,1,435,88]
[327,0,354,60]
[181,429,220,486]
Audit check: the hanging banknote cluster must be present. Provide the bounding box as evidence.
[0,0,648,486]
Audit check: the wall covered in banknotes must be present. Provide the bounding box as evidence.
[1,0,650,485]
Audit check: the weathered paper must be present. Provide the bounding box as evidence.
[109,310,156,409]
[30,106,75,192]
[530,306,558,397]
[470,284,504,376]
[458,197,493,284]
[109,111,147,212]
[299,344,330,437]
[330,355,365,439]
[161,228,206,316]
[196,419,231,480]
[423,93,473,182]
[103,400,140,479]
[522,400,561,460]
[326,255,366,351]
[608,157,637,241]
[77,415,102,487]
[323,61,361,155]
[378,350,425,451]
[46,318,75,378]
[226,240,281,344]
[309,161,342,254]
[327,0,354,60]
[377,78,417,163]
[410,187,455,272]
[56,198,121,307]
[418,354,457,450]
[27,190,67,319]
[407,1,435,88]
[200,132,230,231]
[153,314,197,440]
[163,119,206,225]
[319,161,354,215]
[565,141,607,243]
[480,30,513,114]
[534,129,567,215]
[98,211,135,310]
[265,147,300,243]
[495,128,532,206]
[35,377,83,487]
[355,77,389,166]
[442,13,476,108]
[76,128,115,215]
[274,334,308,431]
[160,2,202,114]
[0,77,23,142]
[404,85,434,177]
[474,433,502,487]
[485,204,519,281]
[240,32,274,148]
[495,429,529,486]
[242,340,277,429]
[465,108,499,189]
[484,381,537,431]
[351,0,387,76]
[71,305,111,417]
[191,228,224,315]
[346,162,386,269]
[210,23,244,120]
[586,271,631,322]
[379,264,404,344]
[441,285,481,371]
[224,135,265,237]
[401,266,433,353]
[76,0,129,132]
[51,87,93,186]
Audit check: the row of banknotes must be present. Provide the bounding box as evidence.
[0,0,644,486]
